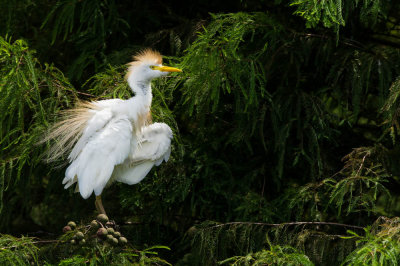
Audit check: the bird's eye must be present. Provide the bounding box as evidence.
[149,66,156,70]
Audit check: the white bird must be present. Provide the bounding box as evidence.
[44,49,182,215]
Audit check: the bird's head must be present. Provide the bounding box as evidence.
[125,49,182,86]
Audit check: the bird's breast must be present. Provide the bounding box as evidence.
[134,111,152,133]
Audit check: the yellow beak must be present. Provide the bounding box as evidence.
[154,66,182,72]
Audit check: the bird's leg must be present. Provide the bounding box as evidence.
[95,195,107,215]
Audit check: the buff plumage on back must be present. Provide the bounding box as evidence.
[40,101,98,162]
[125,48,162,80]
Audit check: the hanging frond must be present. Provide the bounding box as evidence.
[290,0,345,29]
[0,36,75,221]
[187,221,358,265]
[41,0,130,80]
[290,0,388,33]
[180,12,272,118]
[342,217,400,265]
[219,238,313,266]
[382,76,400,143]
[326,145,391,216]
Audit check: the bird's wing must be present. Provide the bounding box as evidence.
[63,115,133,199]
[68,105,116,161]
[130,123,173,163]
[113,122,172,185]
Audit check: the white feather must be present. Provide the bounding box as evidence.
[113,122,173,185]
[62,97,172,199]
[113,161,155,185]
[64,115,132,199]
[68,108,113,161]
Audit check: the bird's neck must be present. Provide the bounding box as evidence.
[125,77,153,127]
[127,77,153,108]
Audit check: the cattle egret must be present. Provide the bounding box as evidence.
[45,49,181,215]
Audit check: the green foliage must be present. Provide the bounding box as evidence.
[290,0,387,32]
[326,46,396,125]
[0,0,39,37]
[41,0,130,80]
[234,192,277,223]
[0,234,38,265]
[342,217,400,265]
[291,0,345,29]
[219,238,313,266]
[0,231,171,265]
[181,13,271,116]
[188,221,267,265]
[175,12,342,203]
[179,13,274,159]
[0,36,75,221]
[282,145,391,222]
[271,89,336,180]
[326,146,391,216]
[382,76,400,143]
[185,220,357,265]
[284,181,328,221]
[54,244,171,266]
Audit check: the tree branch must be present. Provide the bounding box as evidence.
[203,221,364,230]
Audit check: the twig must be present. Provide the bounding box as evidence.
[0,240,60,251]
[204,221,364,230]
[297,32,367,51]
[31,240,60,245]
[76,91,96,97]
[356,154,368,177]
